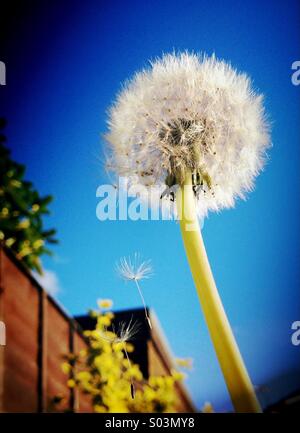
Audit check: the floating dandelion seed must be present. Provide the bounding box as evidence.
[99,317,141,399]
[100,317,141,344]
[117,254,152,281]
[105,52,270,412]
[116,254,153,329]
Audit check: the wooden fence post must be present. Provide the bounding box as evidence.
[69,321,77,412]
[37,289,48,412]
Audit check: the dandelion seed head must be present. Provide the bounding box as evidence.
[105,52,270,217]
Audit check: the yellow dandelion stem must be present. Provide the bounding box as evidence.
[134,279,152,330]
[124,343,135,399]
[176,172,261,413]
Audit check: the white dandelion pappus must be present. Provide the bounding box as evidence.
[117,253,153,281]
[105,52,270,217]
[100,317,141,344]
[116,254,153,329]
[116,319,140,342]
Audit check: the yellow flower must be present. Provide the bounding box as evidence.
[94,404,106,413]
[1,207,9,217]
[33,239,44,249]
[144,386,156,401]
[125,342,134,353]
[175,357,193,369]
[102,344,112,354]
[61,362,71,374]
[0,231,5,240]
[83,330,91,337]
[108,403,129,413]
[31,204,40,212]
[17,246,32,258]
[91,341,101,350]
[164,376,175,387]
[171,369,184,381]
[76,371,91,382]
[67,379,76,388]
[113,342,124,352]
[5,238,15,247]
[202,402,214,413]
[10,179,21,188]
[17,219,30,230]
[97,299,113,309]
[89,309,98,318]
[98,315,111,327]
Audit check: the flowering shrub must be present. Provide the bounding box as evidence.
[0,118,57,273]
[62,301,186,413]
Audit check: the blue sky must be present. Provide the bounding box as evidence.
[1,0,300,411]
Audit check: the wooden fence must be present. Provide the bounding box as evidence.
[0,247,92,412]
[0,246,195,413]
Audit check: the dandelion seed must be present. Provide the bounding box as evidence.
[116,254,153,329]
[100,317,141,344]
[117,253,152,282]
[99,317,140,399]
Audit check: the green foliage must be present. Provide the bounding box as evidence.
[0,118,57,273]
